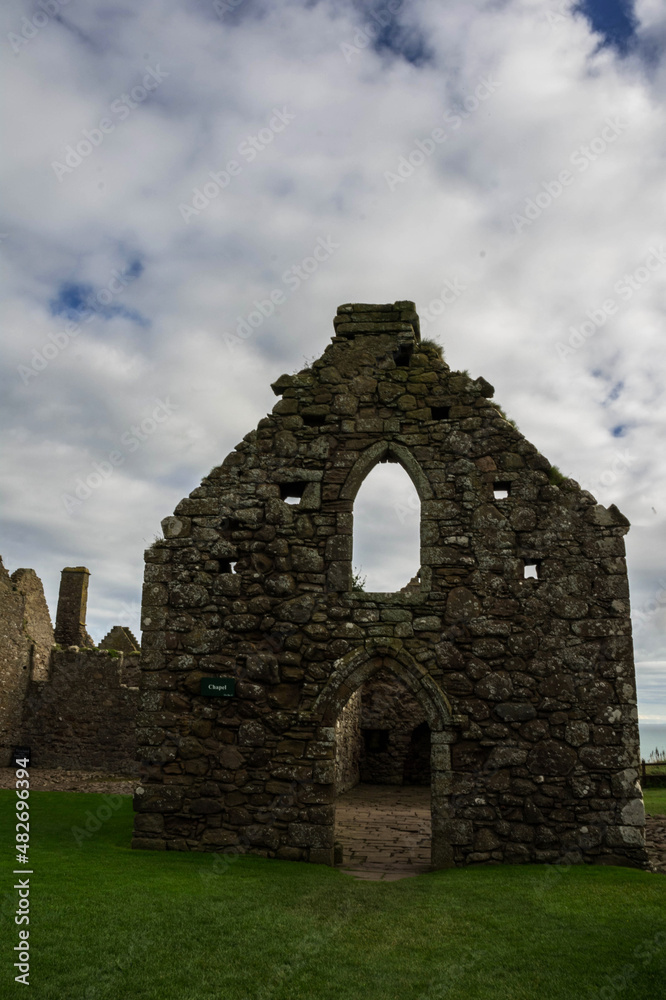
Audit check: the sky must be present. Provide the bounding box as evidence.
[1,0,665,724]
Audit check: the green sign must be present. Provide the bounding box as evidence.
[201,677,236,697]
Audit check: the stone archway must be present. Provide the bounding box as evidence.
[339,440,435,504]
[309,642,456,870]
[325,441,436,594]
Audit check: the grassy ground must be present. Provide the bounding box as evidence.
[644,787,666,814]
[1,790,664,1000]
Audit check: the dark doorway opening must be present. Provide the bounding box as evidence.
[333,667,432,878]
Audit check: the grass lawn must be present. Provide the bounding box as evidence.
[644,787,666,815]
[1,790,664,1000]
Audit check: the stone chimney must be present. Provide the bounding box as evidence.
[54,567,95,648]
[332,300,420,339]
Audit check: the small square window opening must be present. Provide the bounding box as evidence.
[523,560,540,580]
[494,481,511,500]
[280,483,307,505]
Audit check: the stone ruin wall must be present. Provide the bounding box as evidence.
[20,647,140,772]
[0,561,140,771]
[132,300,647,870]
[0,558,54,765]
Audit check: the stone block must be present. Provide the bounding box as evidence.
[495,703,537,722]
[291,548,324,572]
[201,828,239,846]
[276,846,303,861]
[579,746,632,770]
[620,798,645,827]
[245,825,280,850]
[476,672,513,701]
[527,740,577,776]
[413,616,442,630]
[446,587,481,622]
[238,721,266,746]
[134,813,165,833]
[134,787,183,813]
[487,747,529,768]
[605,825,645,847]
[288,823,333,849]
[308,848,334,866]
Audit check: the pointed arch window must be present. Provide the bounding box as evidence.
[352,460,421,593]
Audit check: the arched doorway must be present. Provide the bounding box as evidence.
[334,667,432,877]
[311,645,455,875]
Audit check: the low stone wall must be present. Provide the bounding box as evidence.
[19,648,140,772]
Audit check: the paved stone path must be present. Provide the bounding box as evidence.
[335,783,431,880]
[646,814,666,874]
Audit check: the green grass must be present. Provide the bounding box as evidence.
[644,787,666,815]
[1,791,665,1000]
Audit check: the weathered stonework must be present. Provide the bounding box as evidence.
[334,689,362,793]
[0,558,54,765]
[131,301,647,869]
[54,567,95,648]
[19,647,140,771]
[1,560,140,771]
[99,626,141,653]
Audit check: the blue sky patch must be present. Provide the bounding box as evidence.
[574,0,637,54]
[49,259,148,326]
[353,1,432,65]
[604,380,625,404]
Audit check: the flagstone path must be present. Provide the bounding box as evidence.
[335,783,431,880]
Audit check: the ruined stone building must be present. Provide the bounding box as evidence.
[132,301,647,869]
[0,562,139,771]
